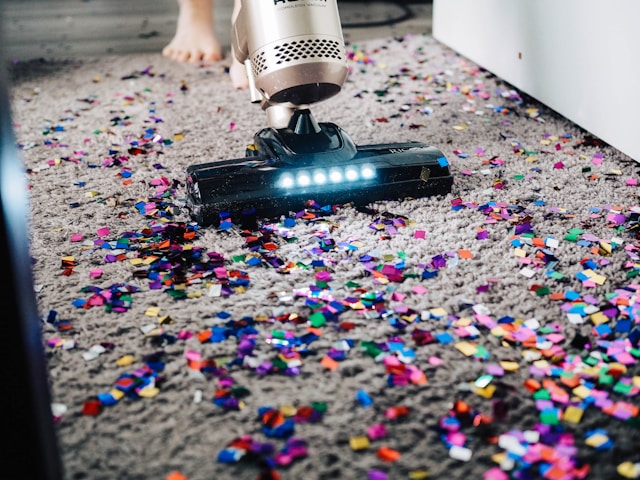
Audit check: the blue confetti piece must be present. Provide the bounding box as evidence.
[96,392,118,406]
[217,448,244,464]
[437,156,449,167]
[436,332,454,344]
[356,389,373,408]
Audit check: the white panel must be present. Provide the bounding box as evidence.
[433,0,640,161]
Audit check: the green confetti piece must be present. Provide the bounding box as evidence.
[311,401,328,413]
[538,326,556,334]
[309,311,326,328]
[535,286,550,296]
[272,356,288,370]
[533,389,550,400]
[547,270,564,280]
[166,290,187,300]
[513,174,525,181]
[613,381,633,395]
[539,409,560,425]
[361,340,382,358]
[584,356,599,366]
[598,374,614,386]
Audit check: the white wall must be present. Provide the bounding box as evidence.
[432,0,640,161]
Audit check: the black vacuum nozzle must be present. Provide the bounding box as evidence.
[185,112,453,227]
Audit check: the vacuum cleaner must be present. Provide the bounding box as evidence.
[185,0,453,227]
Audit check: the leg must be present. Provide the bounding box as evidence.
[163,0,222,63]
[229,0,249,89]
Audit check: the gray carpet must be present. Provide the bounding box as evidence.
[8,26,640,480]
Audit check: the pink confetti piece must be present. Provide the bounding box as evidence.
[70,233,83,242]
[96,226,110,237]
[414,230,426,239]
[428,356,444,366]
[626,178,637,186]
[411,285,428,295]
[89,269,103,279]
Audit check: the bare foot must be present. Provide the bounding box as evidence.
[163,0,222,63]
[229,57,249,89]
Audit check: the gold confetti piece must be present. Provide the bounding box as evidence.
[279,405,297,417]
[589,311,609,325]
[349,436,370,451]
[455,342,477,357]
[129,258,143,266]
[513,247,527,257]
[408,470,429,479]
[599,241,612,255]
[429,307,448,318]
[475,384,496,398]
[145,307,160,317]
[563,405,584,424]
[137,386,160,398]
[617,462,640,478]
[109,389,125,401]
[116,355,136,367]
[572,385,592,399]
[584,270,606,285]
[453,317,472,327]
[452,125,468,130]
[532,359,549,369]
[499,361,519,372]
[585,433,609,448]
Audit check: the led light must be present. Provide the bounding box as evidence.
[329,169,343,183]
[280,173,294,188]
[296,171,311,187]
[345,167,359,181]
[313,169,327,185]
[361,164,376,179]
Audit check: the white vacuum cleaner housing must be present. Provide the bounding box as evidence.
[232,0,348,111]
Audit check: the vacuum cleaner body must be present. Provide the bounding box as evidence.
[185,0,453,226]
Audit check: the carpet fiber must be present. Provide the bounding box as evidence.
[8,27,640,480]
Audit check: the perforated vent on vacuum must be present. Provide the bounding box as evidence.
[252,38,344,77]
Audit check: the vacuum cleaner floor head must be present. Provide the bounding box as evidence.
[185,110,452,227]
